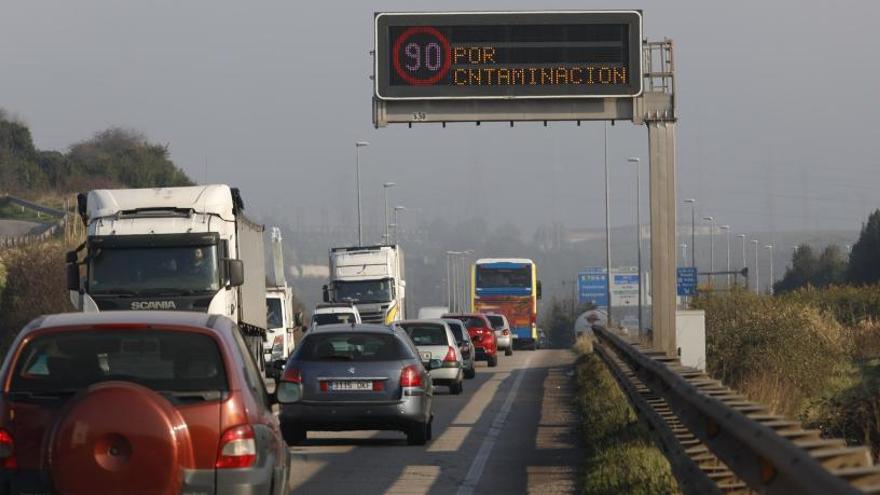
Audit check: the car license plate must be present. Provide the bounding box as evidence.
[328,380,372,391]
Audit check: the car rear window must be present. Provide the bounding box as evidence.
[398,324,448,346]
[444,321,466,342]
[446,316,487,329]
[10,330,228,393]
[486,315,505,329]
[314,313,356,326]
[298,332,410,361]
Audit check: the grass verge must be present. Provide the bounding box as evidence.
[573,336,679,495]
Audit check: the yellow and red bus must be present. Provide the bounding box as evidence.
[471,258,541,350]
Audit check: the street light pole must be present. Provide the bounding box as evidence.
[736,234,747,288]
[355,141,369,246]
[603,122,613,325]
[703,216,716,287]
[627,156,642,333]
[392,206,406,244]
[382,182,395,244]
[721,225,731,288]
[765,245,775,295]
[684,199,697,268]
[751,240,760,294]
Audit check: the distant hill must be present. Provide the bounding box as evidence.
[0,109,193,198]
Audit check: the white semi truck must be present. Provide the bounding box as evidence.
[66,184,268,367]
[265,226,299,369]
[324,245,406,325]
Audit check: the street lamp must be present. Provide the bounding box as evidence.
[354,141,369,246]
[625,157,643,333]
[683,199,697,268]
[736,234,747,288]
[720,225,731,287]
[382,182,396,244]
[392,206,406,244]
[751,240,760,294]
[703,216,716,286]
[765,245,775,295]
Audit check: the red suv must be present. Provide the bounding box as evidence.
[0,311,290,495]
[442,314,498,367]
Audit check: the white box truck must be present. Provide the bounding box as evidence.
[324,245,405,324]
[265,226,299,370]
[66,184,268,367]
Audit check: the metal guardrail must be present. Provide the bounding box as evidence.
[592,325,880,495]
[0,195,66,247]
[0,195,65,218]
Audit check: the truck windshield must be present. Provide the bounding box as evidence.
[89,245,220,294]
[476,266,531,289]
[266,298,284,329]
[334,279,394,304]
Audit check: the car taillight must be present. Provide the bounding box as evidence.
[502,329,510,336]
[282,367,302,384]
[443,346,457,362]
[0,429,16,470]
[400,364,423,388]
[215,425,256,469]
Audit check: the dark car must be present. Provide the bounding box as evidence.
[442,313,499,367]
[0,311,290,495]
[442,318,476,379]
[277,324,435,446]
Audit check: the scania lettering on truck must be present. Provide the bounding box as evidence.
[65,184,268,367]
[325,245,405,324]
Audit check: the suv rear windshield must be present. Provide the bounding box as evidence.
[397,324,447,346]
[298,332,411,361]
[486,315,505,329]
[10,330,228,394]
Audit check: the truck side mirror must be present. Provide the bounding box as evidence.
[536,280,543,300]
[322,285,330,303]
[227,259,244,287]
[294,311,304,327]
[66,262,80,291]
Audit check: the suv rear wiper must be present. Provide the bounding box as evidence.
[7,390,79,401]
[158,390,224,402]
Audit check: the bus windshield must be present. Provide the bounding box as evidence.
[89,245,221,295]
[476,266,531,289]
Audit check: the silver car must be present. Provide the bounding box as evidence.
[395,320,464,394]
[485,314,514,356]
[443,318,476,379]
[277,324,436,445]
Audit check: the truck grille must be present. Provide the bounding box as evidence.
[360,311,385,323]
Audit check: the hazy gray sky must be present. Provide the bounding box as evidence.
[2,0,878,237]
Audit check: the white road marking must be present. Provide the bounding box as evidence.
[456,354,535,495]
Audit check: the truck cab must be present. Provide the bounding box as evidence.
[325,245,406,325]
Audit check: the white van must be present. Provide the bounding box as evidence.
[310,302,362,331]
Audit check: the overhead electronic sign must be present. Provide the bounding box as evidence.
[374,11,643,100]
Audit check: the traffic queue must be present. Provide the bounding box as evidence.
[0,184,541,494]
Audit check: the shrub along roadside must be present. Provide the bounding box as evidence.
[573,337,679,495]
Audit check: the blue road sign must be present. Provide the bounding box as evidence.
[677,267,698,296]
[578,268,608,309]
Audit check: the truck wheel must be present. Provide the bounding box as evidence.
[464,367,476,379]
[282,424,306,446]
[407,422,429,446]
[505,347,513,356]
[487,355,498,367]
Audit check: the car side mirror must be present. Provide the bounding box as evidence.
[322,285,330,303]
[270,359,286,376]
[427,359,442,371]
[226,259,244,287]
[66,262,80,291]
[536,280,543,300]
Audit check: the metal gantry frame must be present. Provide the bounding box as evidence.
[375,39,680,356]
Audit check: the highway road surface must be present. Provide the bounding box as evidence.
[288,349,583,494]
